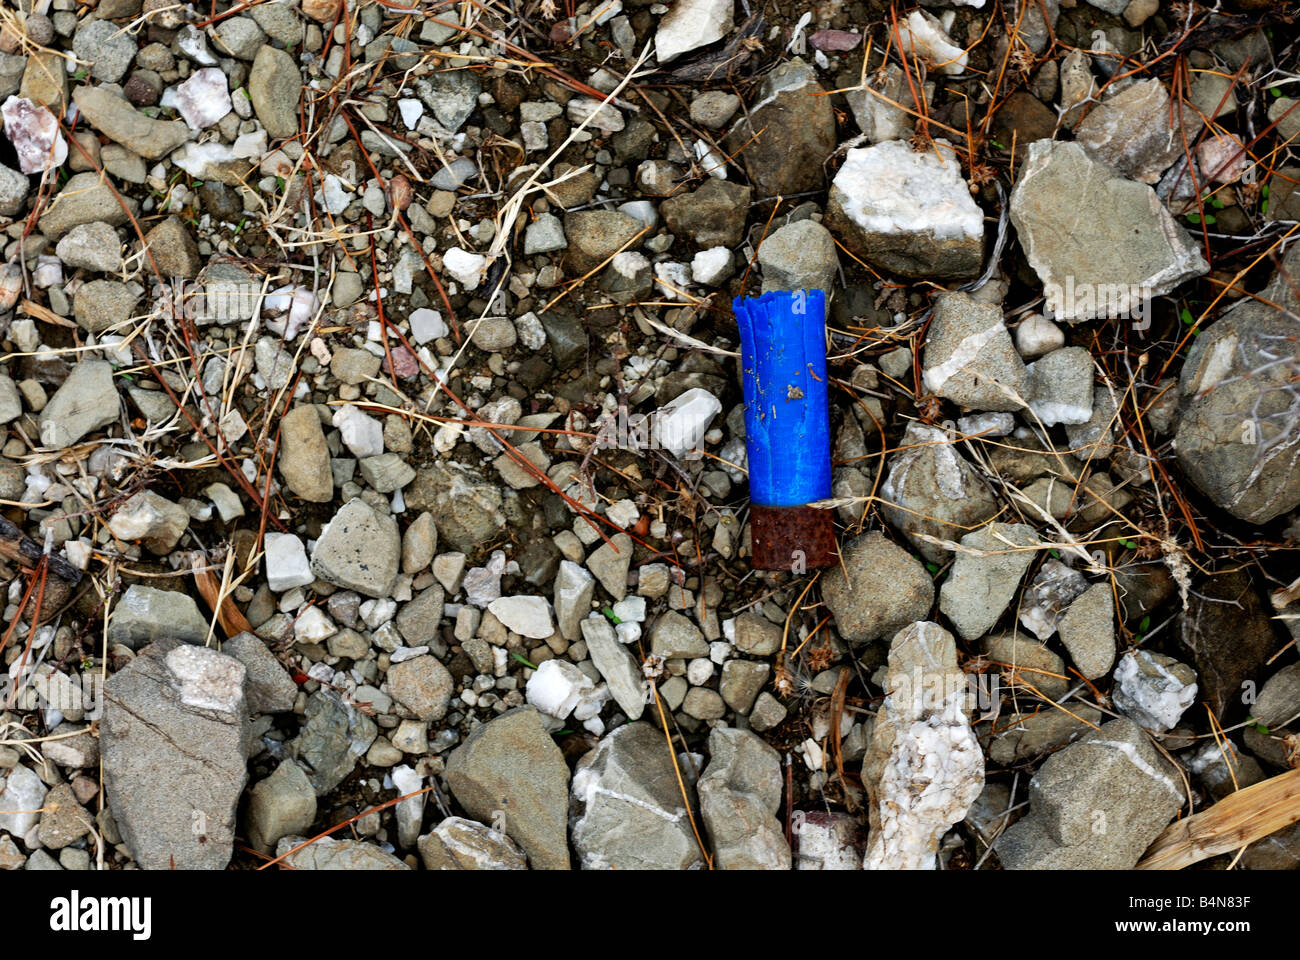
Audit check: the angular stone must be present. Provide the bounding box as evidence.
[581,617,646,720]
[445,707,570,869]
[248,46,301,139]
[73,85,190,160]
[570,721,704,869]
[102,640,250,869]
[310,498,400,598]
[291,690,378,795]
[586,532,633,600]
[39,360,120,448]
[245,760,316,854]
[418,817,528,870]
[823,532,934,644]
[1056,583,1115,680]
[1009,140,1208,321]
[108,584,208,649]
[880,422,998,562]
[224,632,298,713]
[939,522,1037,641]
[387,655,454,721]
[405,462,507,554]
[278,405,333,502]
[825,139,984,280]
[922,292,1028,411]
[107,490,190,554]
[725,58,836,198]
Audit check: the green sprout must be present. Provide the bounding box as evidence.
[511,653,538,670]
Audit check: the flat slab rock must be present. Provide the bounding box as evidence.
[101,639,250,869]
[1010,139,1208,321]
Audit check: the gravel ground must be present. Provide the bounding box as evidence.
[1,0,1299,872]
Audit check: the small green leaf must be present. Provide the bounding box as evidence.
[602,607,622,625]
[1120,538,1138,550]
[1248,717,1269,734]
[1208,195,1225,209]
[1139,615,1151,633]
[1262,184,1271,199]
[925,562,939,575]
[1180,307,1195,325]
[1270,87,1282,98]
[1049,548,1061,560]
[989,139,1006,149]
[511,653,538,670]
[1203,213,1217,225]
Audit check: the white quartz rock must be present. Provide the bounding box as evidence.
[173,67,232,130]
[655,0,734,64]
[264,532,314,591]
[2,96,67,173]
[332,404,385,458]
[652,387,722,459]
[863,621,983,870]
[900,10,967,76]
[443,247,486,290]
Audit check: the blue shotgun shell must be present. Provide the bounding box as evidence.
[733,289,836,569]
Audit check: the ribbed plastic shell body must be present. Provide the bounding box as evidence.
[733,290,836,570]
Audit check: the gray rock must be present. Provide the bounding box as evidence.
[245,760,316,853]
[554,560,595,641]
[725,58,835,198]
[922,292,1029,411]
[1026,347,1094,426]
[401,511,438,574]
[757,219,839,295]
[570,721,704,870]
[1254,662,1300,729]
[939,522,1037,641]
[248,45,301,139]
[1065,385,1120,463]
[1009,140,1208,321]
[38,172,139,238]
[73,20,137,82]
[995,718,1184,869]
[682,686,726,719]
[395,585,444,645]
[254,336,295,390]
[659,178,750,249]
[564,210,644,273]
[73,279,140,334]
[650,610,709,659]
[0,765,48,838]
[278,405,333,502]
[73,86,190,160]
[1019,558,1088,640]
[108,585,208,649]
[102,640,250,869]
[823,531,933,644]
[719,660,769,715]
[982,704,1103,764]
[733,612,782,656]
[1074,79,1200,184]
[142,216,201,278]
[418,817,528,869]
[405,461,507,553]
[386,655,454,721]
[880,422,998,562]
[213,16,267,60]
[581,618,646,720]
[107,490,189,554]
[586,532,633,600]
[0,162,26,216]
[1056,583,1115,680]
[0,376,22,425]
[274,835,410,869]
[38,783,94,850]
[1113,650,1197,731]
[469,317,518,353]
[1175,245,1300,522]
[983,629,1069,700]
[698,727,789,869]
[291,690,378,795]
[55,221,123,272]
[224,632,297,713]
[417,69,481,133]
[749,691,787,732]
[359,453,416,493]
[39,360,120,448]
[690,90,740,130]
[311,498,400,598]
[445,707,571,869]
[250,2,304,45]
[524,213,566,255]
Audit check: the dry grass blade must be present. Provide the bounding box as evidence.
[1136,768,1300,870]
